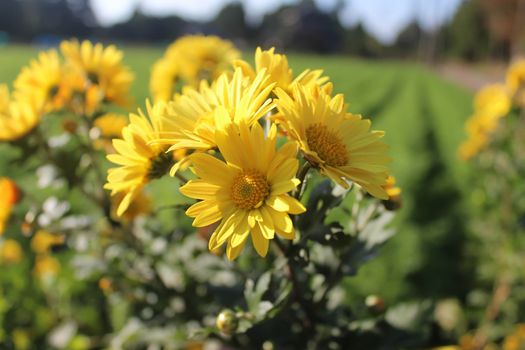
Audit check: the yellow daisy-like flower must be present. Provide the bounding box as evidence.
[458,135,485,161]
[92,113,128,152]
[0,177,20,205]
[459,84,511,160]
[460,111,502,160]
[234,47,330,94]
[150,57,179,102]
[156,68,275,173]
[0,84,9,115]
[165,35,240,86]
[275,85,390,199]
[93,113,128,139]
[31,230,65,254]
[473,84,511,119]
[13,49,67,113]
[506,59,525,106]
[105,102,175,216]
[0,86,41,142]
[111,189,152,222]
[60,39,134,114]
[503,324,525,350]
[382,175,402,210]
[0,239,23,264]
[34,254,60,280]
[383,176,401,200]
[180,114,306,260]
[61,68,102,116]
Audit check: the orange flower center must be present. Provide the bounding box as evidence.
[305,123,348,167]
[231,169,270,209]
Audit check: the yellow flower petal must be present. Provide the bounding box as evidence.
[252,224,270,257]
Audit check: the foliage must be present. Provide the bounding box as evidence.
[450,58,525,349]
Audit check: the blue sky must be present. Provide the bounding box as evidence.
[89,0,463,44]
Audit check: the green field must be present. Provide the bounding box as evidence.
[0,45,473,303]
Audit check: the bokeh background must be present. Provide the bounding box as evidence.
[0,0,524,346]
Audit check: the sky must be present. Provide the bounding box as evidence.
[89,0,464,44]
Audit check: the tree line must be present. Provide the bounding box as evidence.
[0,0,523,61]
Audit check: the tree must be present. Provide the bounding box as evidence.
[442,0,491,61]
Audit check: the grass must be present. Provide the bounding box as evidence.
[0,44,474,303]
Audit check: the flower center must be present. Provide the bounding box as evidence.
[87,71,100,85]
[48,85,59,99]
[231,169,270,209]
[147,151,174,180]
[305,123,348,167]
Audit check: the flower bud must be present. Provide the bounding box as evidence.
[365,295,386,314]
[381,176,402,211]
[216,309,238,335]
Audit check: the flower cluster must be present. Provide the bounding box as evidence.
[0,40,133,143]
[0,40,134,282]
[108,41,392,260]
[150,35,240,101]
[459,59,525,160]
[0,36,403,348]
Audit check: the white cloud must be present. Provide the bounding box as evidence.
[90,0,139,26]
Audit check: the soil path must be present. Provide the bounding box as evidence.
[435,62,506,91]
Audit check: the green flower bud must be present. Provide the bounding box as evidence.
[216,309,239,335]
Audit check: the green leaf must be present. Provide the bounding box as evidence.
[244,271,272,318]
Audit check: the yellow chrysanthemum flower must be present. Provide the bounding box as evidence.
[93,113,128,139]
[503,324,525,350]
[150,58,179,102]
[0,85,41,142]
[60,68,102,116]
[92,113,128,152]
[382,175,402,210]
[506,59,525,106]
[275,85,390,199]
[13,49,67,113]
[234,47,330,94]
[0,178,18,234]
[0,84,9,114]
[458,135,485,161]
[459,113,497,160]
[165,35,240,86]
[0,239,23,264]
[155,68,275,173]
[111,189,152,222]
[0,177,20,206]
[60,39,134,114]
[473,84,511,119]
[383,176,401,200]
[459,84,511,160]
[34,254,60,280]
[31,230,65,254]
[180,114,306,260]
[105,102,176,216]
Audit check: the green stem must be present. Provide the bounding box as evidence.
[175,172,189,184]
[293,161,312,200]
[273,237,316,330]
